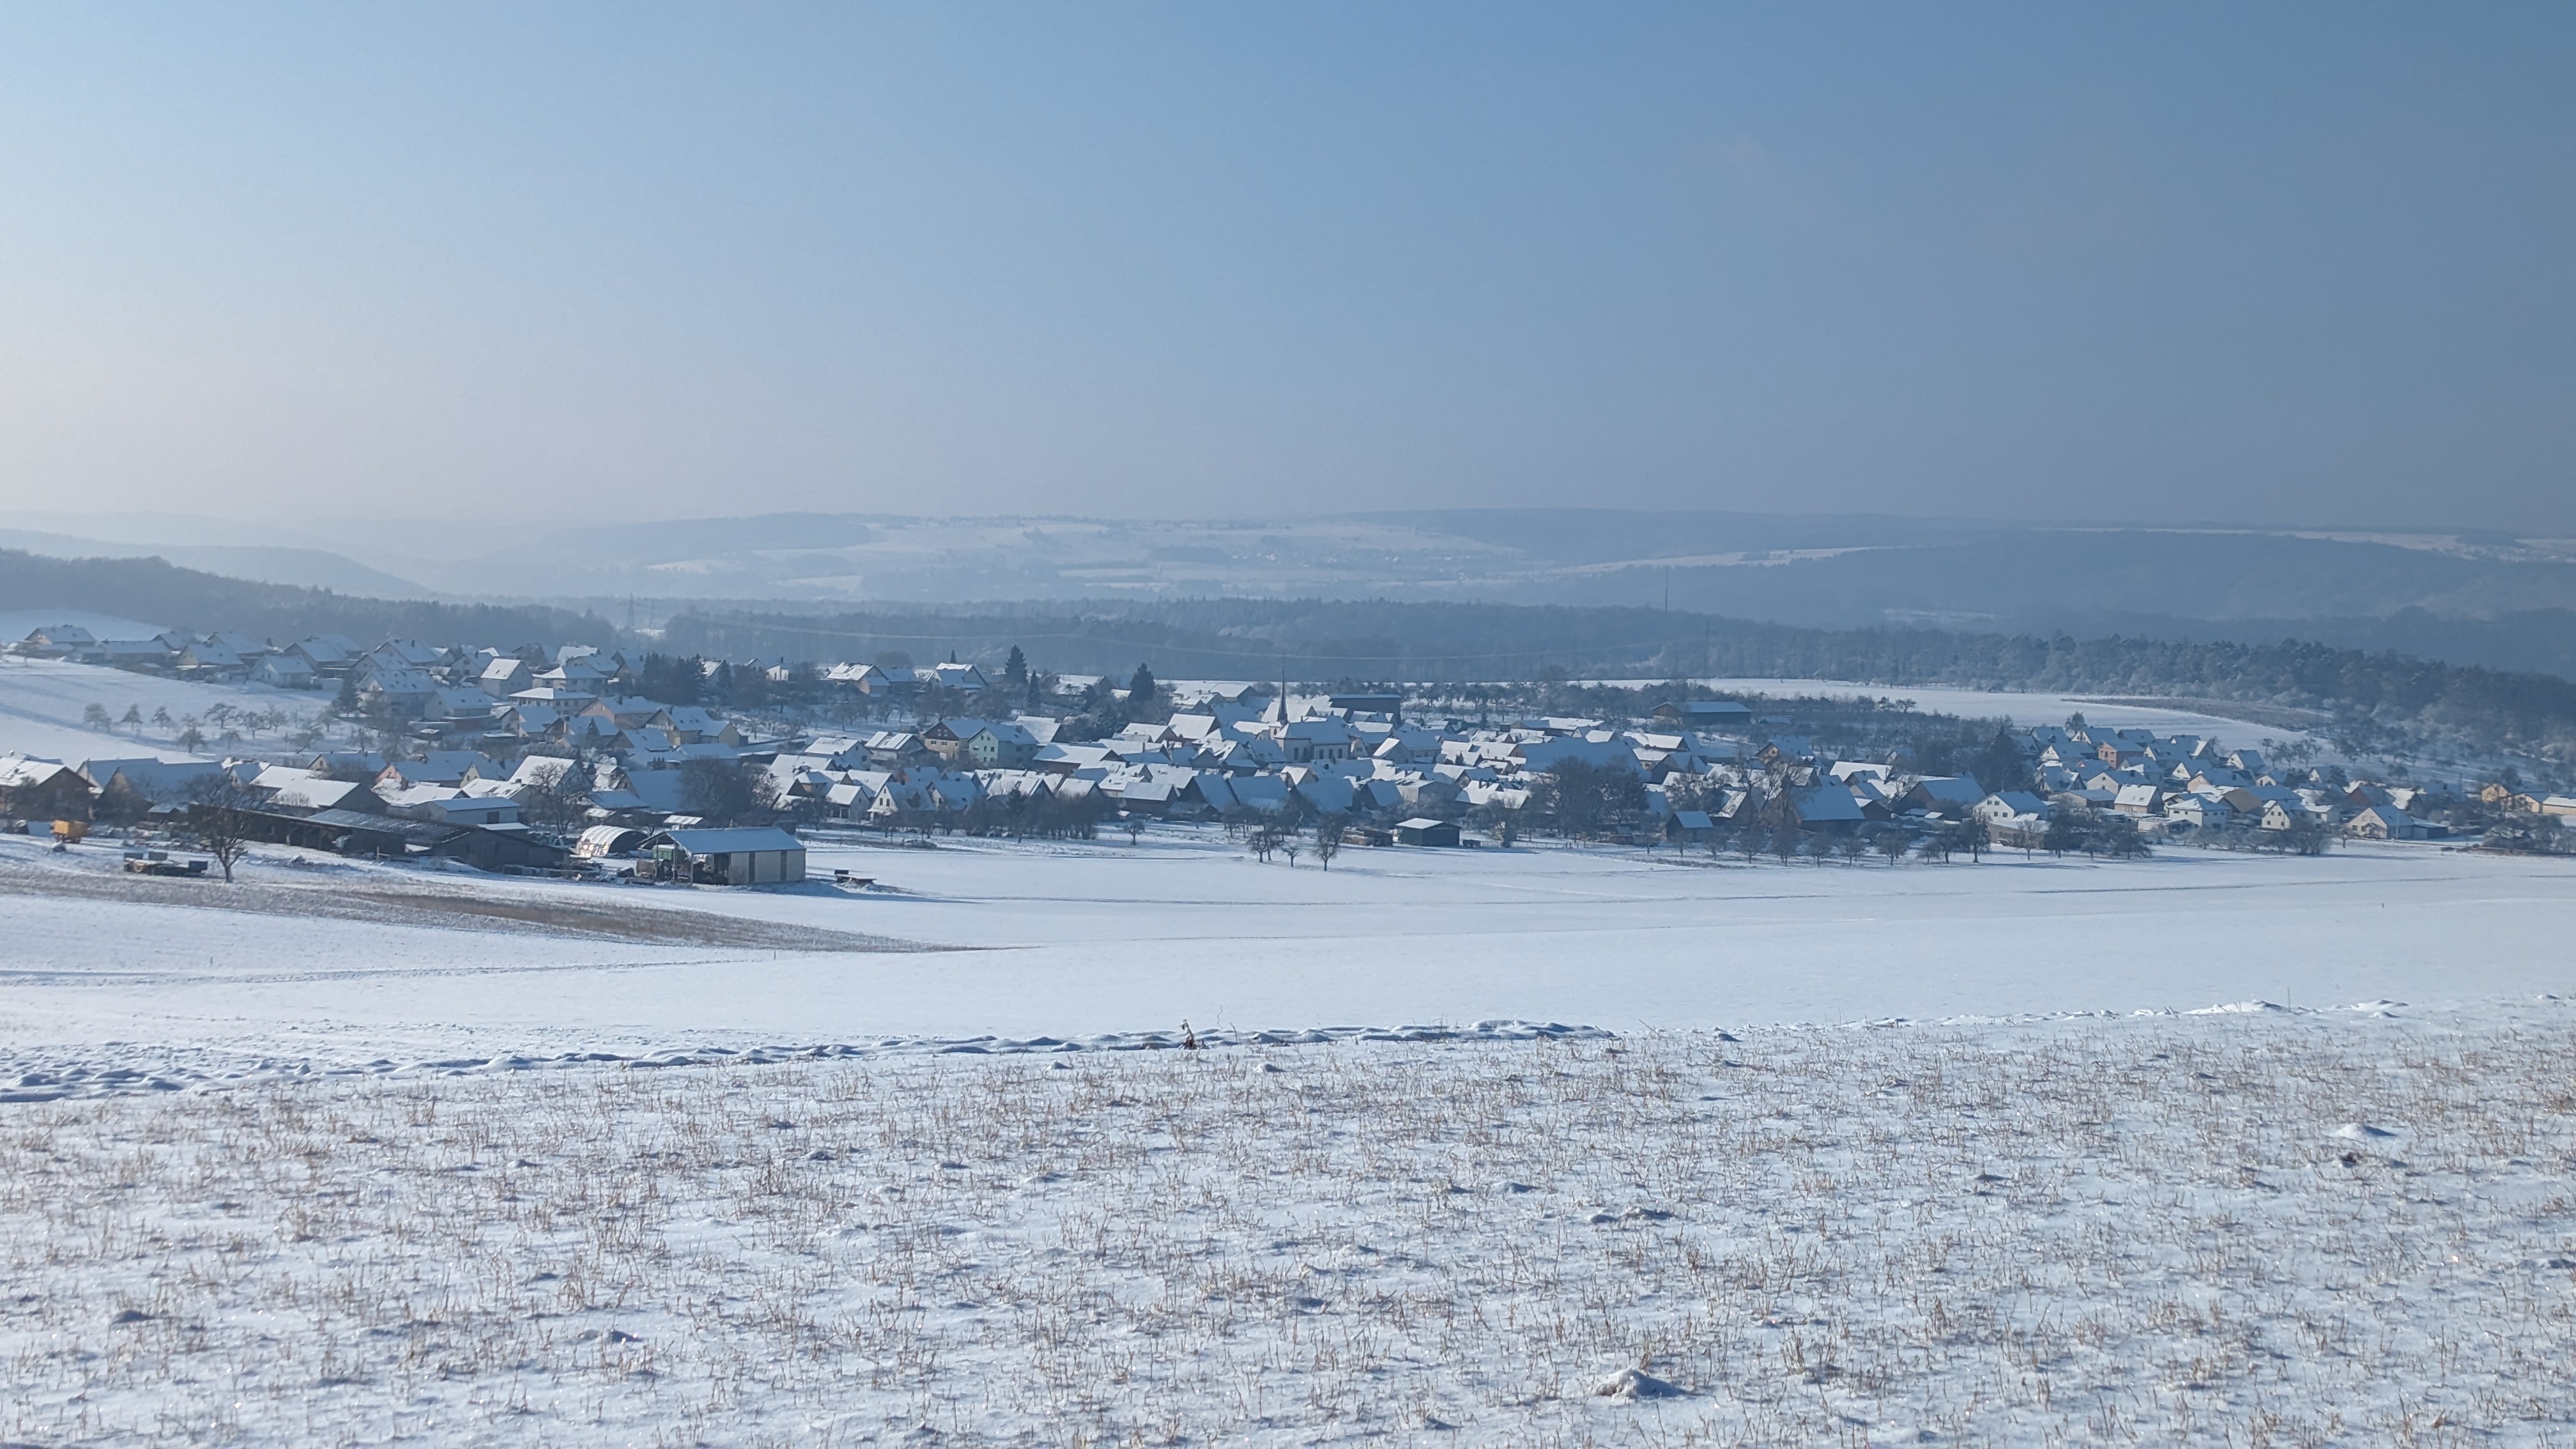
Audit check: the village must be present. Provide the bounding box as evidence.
[4,621,2568,889]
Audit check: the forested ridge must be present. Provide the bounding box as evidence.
[661,599,2576,761]
[0,549,614,648]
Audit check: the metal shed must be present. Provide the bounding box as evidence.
[643,826,808,885]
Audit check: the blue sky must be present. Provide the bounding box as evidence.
[1,4,2570,529]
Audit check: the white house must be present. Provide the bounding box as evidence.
[252,655,319,689]
[2345,804,2421,841]
[1973,791,2051,827]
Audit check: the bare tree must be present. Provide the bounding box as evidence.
[185,773,261,884]
[679,758,759,825]
[1314,813,1347,870]
[517,756,590,836]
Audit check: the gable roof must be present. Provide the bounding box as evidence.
[650,826,804,854]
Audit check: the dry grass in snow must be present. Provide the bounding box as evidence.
[5,1008,2575,1445]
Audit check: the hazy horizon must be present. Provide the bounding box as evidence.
[4,6,2572,531]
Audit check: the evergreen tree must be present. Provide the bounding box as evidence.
[1128,663,1158,707]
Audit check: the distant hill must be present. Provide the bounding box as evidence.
[0,549,612,648]
[658,596,2576,763]
[331,510,2576,677]
[0,530,437,599]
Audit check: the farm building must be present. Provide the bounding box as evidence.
[644,826,808,885]
[1393,817,1461,848]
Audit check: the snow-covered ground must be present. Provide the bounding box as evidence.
[0,608,169,643]
[8,817,2575,1441]
[4,1004,2571,1443]
[6,828,2574,1078]
[1604,677,2320,742]
[0,656,328,764]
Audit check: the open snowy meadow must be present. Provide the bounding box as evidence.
[3,816,2575,1441]
[8,1004,2576,1444]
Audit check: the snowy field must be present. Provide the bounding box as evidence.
[0,656,323,765]
[8,806,2576,1441]
[0,609,170,643]
[1612,677,2320,743]
[6,1006,2573,1443]
[7,830,2576,1084]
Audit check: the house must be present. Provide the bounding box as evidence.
[2112,783,2168,816]
[645,826,807,885]
[1905,776,1987,818]
[376,752,491,789]
[919,719,991,763]
[1224,774,1292,815]
[1666,808,1714,843]
[306,751,388,778]
[478,656,534,698]
[175,641,247,678]
[1393,816,1461,847]
[98,638,176,672]
[2346,804,2422,841]
[963,721,1041,769]
[1513,735,1637,775]
[372,638,450,671]
[252,654,319,689]
[2258,797,2334,832]
[1972,791,2051,827]
[1291,774,1358,815]
[534,657,611,691]
[0,756,98,820]
[358,668,442,719]
[664,707,737,745]
[284,635,358,674]
[427,687,499,725]
[17,625,97,657]
[926,661,990,694]
[1789,785,1866,830]
[821,780,879,820]
[2165,794,2236,829]
[845,663,921,698]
